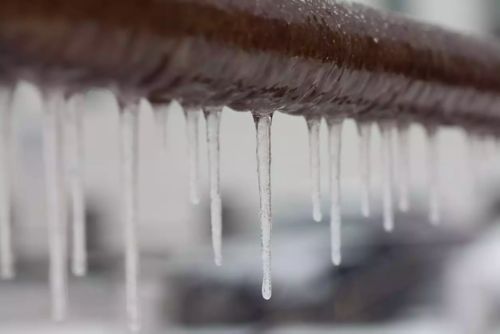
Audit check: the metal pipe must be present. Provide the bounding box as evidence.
[0,0,500,129]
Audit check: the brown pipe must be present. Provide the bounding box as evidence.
[1,0,500,129]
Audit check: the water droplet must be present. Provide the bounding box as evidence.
[184,108,201,205]
[253,112,273,300]
[327,117,343,266]
[357,121,371,218]
[0,88,15,280]
[306,116,322,222]
[66,94,87,277]
[42,90,68,322]
[380,122,395,233]
[204,107,223,267]
[119,100,141,332]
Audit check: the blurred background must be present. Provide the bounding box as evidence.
[3,0,500,333]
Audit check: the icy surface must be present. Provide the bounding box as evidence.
[306,116,323,222]
[204,107,223,266]
[254,113,273,300]
[0,88,14,280]
[328,118,343,266]
[120,101,141,332]
[43,90,68,321]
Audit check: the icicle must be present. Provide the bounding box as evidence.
[357,121,371,218]
[66,94,87,277]
[119,100,141,332]
[0,88,14,279]
[427,126,441,225]
[467,132,481,192]
[327,117,343,266]
[184,108,201,205]
[153,103,169,149]
[43,90,68,322]
[204,107,223,266]
[253,112,273,301]
[380,122,395,232]
[306,116,322,222]
[396,123,411,213]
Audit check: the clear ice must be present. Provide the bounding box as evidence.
[184,108,201,205]
[0,88,14,279]
[204,107,223,266]
[357,121,371,218]
[43,90,69,321]
[380,123,395,232]
[327,117,343,266]
[254,113,273,300]
[66,94,87,277]
[306,116,323,222]
[120,101,141,332]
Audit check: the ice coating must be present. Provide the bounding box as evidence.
[253,113,273,300]
[120,101,141,332]
[327,117,343,266]
[66,94,87,277]
[204,107,223,266]
[0,88,14,279]
[1,0,500,129]
[380,122,395,233]
[357,121,371,218]
[43,90,68,322]
[306,116,323,222]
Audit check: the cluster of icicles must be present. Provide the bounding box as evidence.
[0,86,446,331]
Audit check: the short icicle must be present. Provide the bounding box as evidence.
[396,123,411,213]
[66,94,87,277]
[43,90,69,322]
[153,103,169,150]
[327,117,343,266]
[204,107,223,267]
[184,108,201,205]
[253,112,273,301]
[380,122,395,232]
[357,121,371,218]
[0,88,15,279]
[426,126,441,225]
[306,116,323,222]
[119,100,141,332]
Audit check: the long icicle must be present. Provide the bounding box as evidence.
[153,103,169,150]
[253,112,273,300]
[184,108,201,205]
[357,121,371,218]
[43,90,68,322]
[427,126,441,225]
[120,100,141,332]
[380,122,395,232]
[397,123,411,213]
[306,116,323,222]
[327,117,343,266]
[67,94,87,277]
[204,107,223,267]
[0,88,14,279]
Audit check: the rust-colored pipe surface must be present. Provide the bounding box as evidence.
[1,0,500,128]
